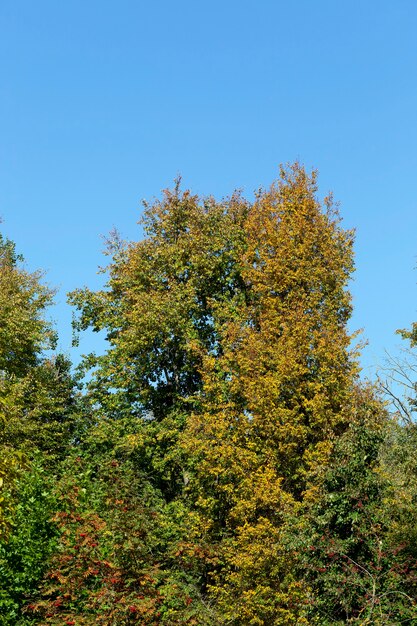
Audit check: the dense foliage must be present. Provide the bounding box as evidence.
[1,165,417,624]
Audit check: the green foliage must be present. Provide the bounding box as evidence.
[28,419,217,625]
[0,229,81,537]
[0,231,56,531]
[297,387,417,624]
[0,228,82,624]
[69,184,249,424]
[1,354,81,464]
[0,231,54,516]
[0,460,58,625]
[0,233,56,377]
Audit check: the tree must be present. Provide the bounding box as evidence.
[69,164,365,624]
[0,233,55,377]
[0,231,55,530]
[181,165,361,623]
[295,385,417,625]
[5,168,416,624]
[69,184,249,497]
[0,228,85,626]
[0,230,80,469]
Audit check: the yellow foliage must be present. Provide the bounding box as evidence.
[182,164,359,623]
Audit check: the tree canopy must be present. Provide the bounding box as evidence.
[1,165,417,624]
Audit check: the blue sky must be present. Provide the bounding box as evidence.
[1,0,417,378]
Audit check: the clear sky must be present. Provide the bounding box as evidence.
[1,0,417,378]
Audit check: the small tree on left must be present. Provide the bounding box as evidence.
[0,229,78,624]
[0,230,79,479]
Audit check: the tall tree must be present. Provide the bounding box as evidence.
[68,165,364,624]
[183,164,360,623]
